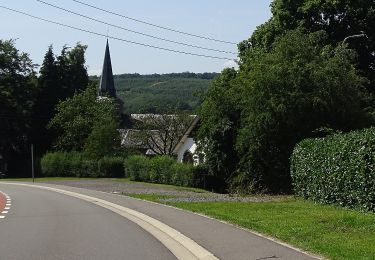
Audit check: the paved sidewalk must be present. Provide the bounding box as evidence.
[12,182,321,260]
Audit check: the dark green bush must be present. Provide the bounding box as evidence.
[98,157,124,178]
[291,128,375,211]
[41,152,123,178]
[124,155,196,187]
[150,156,175,183]
[172,163,194,187]
[125,155,151,181]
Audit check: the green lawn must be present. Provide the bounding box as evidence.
[127,195,375,260]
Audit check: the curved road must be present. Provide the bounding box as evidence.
[0,185,175,260]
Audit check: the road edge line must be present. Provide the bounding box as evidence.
[2,182,218,260]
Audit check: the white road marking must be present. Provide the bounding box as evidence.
[4,207,10,210]
[2,183,219,260]
[0,216,4,219]
[1,211,8,214]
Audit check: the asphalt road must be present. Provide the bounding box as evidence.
[0,184,175,260]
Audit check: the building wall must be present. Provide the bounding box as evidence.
[176,137,197,163]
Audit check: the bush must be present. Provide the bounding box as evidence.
[150,156,175,183]
[172,163,194,186]
[125,155,151,181]
[41,152,122,178]
[124,155,197,187]
[291,128,375,211]
[98,157,124,178]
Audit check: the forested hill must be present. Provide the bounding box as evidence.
[90,72,218,114]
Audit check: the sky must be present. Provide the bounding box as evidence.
[1,0,272,75]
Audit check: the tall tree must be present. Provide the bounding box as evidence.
[31,43,89,156]
[0,39,37,176]
[198,68,240,184]
[31,45,58,154]
[200,30,372,193]
[239,0,375,96]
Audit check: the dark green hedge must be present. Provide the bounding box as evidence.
[291,128,375,211]
[41,152,125,178]
[124,155,195,187]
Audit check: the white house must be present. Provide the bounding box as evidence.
[172,116,205,166]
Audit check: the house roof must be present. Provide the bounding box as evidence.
[99,40,116,98]
[172,116,200,154]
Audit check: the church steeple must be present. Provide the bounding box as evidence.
[99,39,116,98]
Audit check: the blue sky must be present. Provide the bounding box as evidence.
[1,0,272,75]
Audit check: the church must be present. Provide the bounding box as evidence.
[97,40,204,165]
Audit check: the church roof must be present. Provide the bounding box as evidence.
[99,40,116,98]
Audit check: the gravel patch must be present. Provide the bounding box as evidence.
[41,179,283,203]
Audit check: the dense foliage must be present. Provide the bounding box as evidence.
[41,152,124,178]
[239,0,375,99]
[200,28,373,193]
[124,155,195,187]
[0,39,37,175]
[48,84,120,157]
[31,44,89,156]
[90,72,218,114]
[291,128,375,211]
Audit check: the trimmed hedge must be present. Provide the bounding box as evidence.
[125,155,195,187]
[291,128,375,211]
[41,152,125,178]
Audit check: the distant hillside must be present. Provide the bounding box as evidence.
[90,72,218,114]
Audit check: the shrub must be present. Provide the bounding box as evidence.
[150,156,175,183]
[124,155,197,187]
[291,128,375,211]
[125,155,151,181]
[98,157,124,178]
[41,152,122,178]
[172,163,194,187]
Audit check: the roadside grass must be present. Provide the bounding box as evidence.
[129,194,375,260]
[123,193,178,202]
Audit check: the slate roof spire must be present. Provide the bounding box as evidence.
[99,39,116,98]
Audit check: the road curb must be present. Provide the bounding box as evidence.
[1,182,218,260]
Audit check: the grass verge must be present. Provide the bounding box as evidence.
[123,193,178,202]
[128,194,375,260]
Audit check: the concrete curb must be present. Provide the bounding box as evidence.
[3,182,218,260]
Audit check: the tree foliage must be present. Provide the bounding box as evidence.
[239,0,375,95]
[49,84,119,157]
[200,29,373,193]
[0,39,37,172]
[31,43,89,155]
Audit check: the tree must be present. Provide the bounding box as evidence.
[56,43,88,100]
[132,113,193,156]
[200,30,372,193]
[0,39,37,175]
[49,84,119,156]
[31,45,58,154]
[239,0,375,96]
[31,43,89,156]
[237,30,371,192]
[197,68,240,184]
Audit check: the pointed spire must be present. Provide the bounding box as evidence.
[99,39,116,98]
